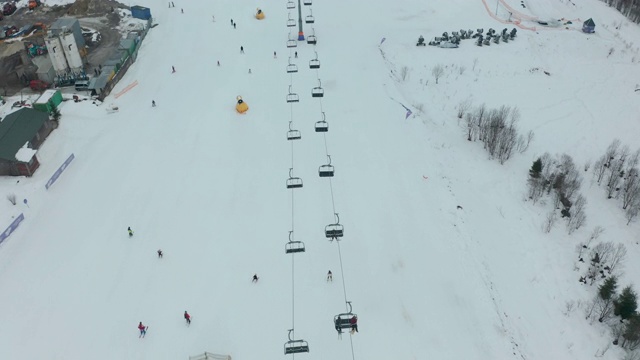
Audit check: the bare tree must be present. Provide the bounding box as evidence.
[543,210,556,233]
[608,243,627,275]
[457,98,472,119]
[432,64,444,84]
[567,194,587,234]
[622,167,640,209]
[465,113,477,141]
[626,200,640,225]
[458,65,466,75]
[400,66,409,81]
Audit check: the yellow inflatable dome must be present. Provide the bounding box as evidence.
[236,96,249,114]
[255,8,265,20]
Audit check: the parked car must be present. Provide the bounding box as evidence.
[2,2,17,16]
[29,80,50,91]
[28,0,41,10]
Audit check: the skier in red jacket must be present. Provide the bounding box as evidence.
[184,311,191,325]
[138,322,147,337]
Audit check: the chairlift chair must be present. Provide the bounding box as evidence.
[325,213,344,239]
[284,329,309,354]
[287,121,301,140]
[303,0,312,5]
[285,231,305,253]
[309,52,320,69]
[307,34,317,45]
[286,57,298,74]
[311,79,324,98]
[315,112,328,132]
[318,155,334,177]
[305,9,315,24]
[286,0,295,9]
[286,85,299,103]
[286,38,297,48]
[287,13,296,27]
[333,302,357,334]
[286,168,303,189]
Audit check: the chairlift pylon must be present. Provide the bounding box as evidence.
[315,112,328,132]
[285,231,306,254]
[305,9,315,24]
[334,301,357,334]
[286,85,299,103]
[311,79,324,98]
[319,155,334,177]
[286,0,295,9]
[286,168,303,189]
[284,329,309,354]
[309,51,320,69]
[325,213,344,240]
[287,13,296,27]
[287,121,301,140]
[286,57,298,74]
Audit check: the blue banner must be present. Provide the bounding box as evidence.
[45,153,75,190]
[0,213,24,246]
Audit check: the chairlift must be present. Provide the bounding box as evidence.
[315,112,328,132]
[286,85,299,103]
[309,51,320,69]
[303,0,312,5]
[333,302,357,334]
[285,231,305,254]
[307,34,317,45]
[305,9,315,24]
[318,155,334,177]
[284,329,309,354]
[286,0,295,9]
[287,121,301,140]
[286,57,298,74]
[286,168,303,189]
[287,13,296,27]
[325,213,344,239]
[286,37,298,48]
[311,79,324,98]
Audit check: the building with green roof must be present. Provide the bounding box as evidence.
[0,108,55,176]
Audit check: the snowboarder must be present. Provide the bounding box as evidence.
[128,227,134,237]
[172,66,176,73]
[152,100,156,107]
[240,46,244,54]
[327,270,332,282]
[349,315,358,333]
[295,51,298,58]
[184,311,191,325]
[252,274,259,283]
[138,322,147,337]
[157,249,163,258]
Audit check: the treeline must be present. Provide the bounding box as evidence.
[600,0,640,23]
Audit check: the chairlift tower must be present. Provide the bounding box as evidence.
[297,0,305,40]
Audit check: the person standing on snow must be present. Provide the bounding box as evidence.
[327,270,333,282]
[128,227,134,237]
[138,322,147,337]
[157,249,163,258]
[172,66,176,73]
[252,274,259,283]
[152,100,156,107]
[184,311,191,325]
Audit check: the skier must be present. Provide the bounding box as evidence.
[273,51,277,58]
[212,15,215,22]
[157,249,163,258]
[248,68,252,74]
[327,270,332,282]
[138,322,147,337]
[181,8,183,14]
[230,18,233,25]
[252,274,259,283]
[240,46,244,54]
[128,227,134,237]
[184,311,191,325]
[233,22,236,29]
[171,1,174,7]
[295,51,298,58]
[172,66,176,73]
[349,316,358,333]
[217,60,220,66]
[152,100,156,107]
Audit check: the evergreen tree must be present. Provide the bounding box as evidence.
[621,314,640,349]
[49,101,61,122]
[598,275,618,322]
[614,286,638,321]
[530,158,542,178]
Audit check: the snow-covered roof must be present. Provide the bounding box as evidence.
[34,89,59,104]
[14,142,36,162]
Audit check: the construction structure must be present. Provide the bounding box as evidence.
[45,17,88,87]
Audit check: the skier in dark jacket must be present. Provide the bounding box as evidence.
[128,227,134,237]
